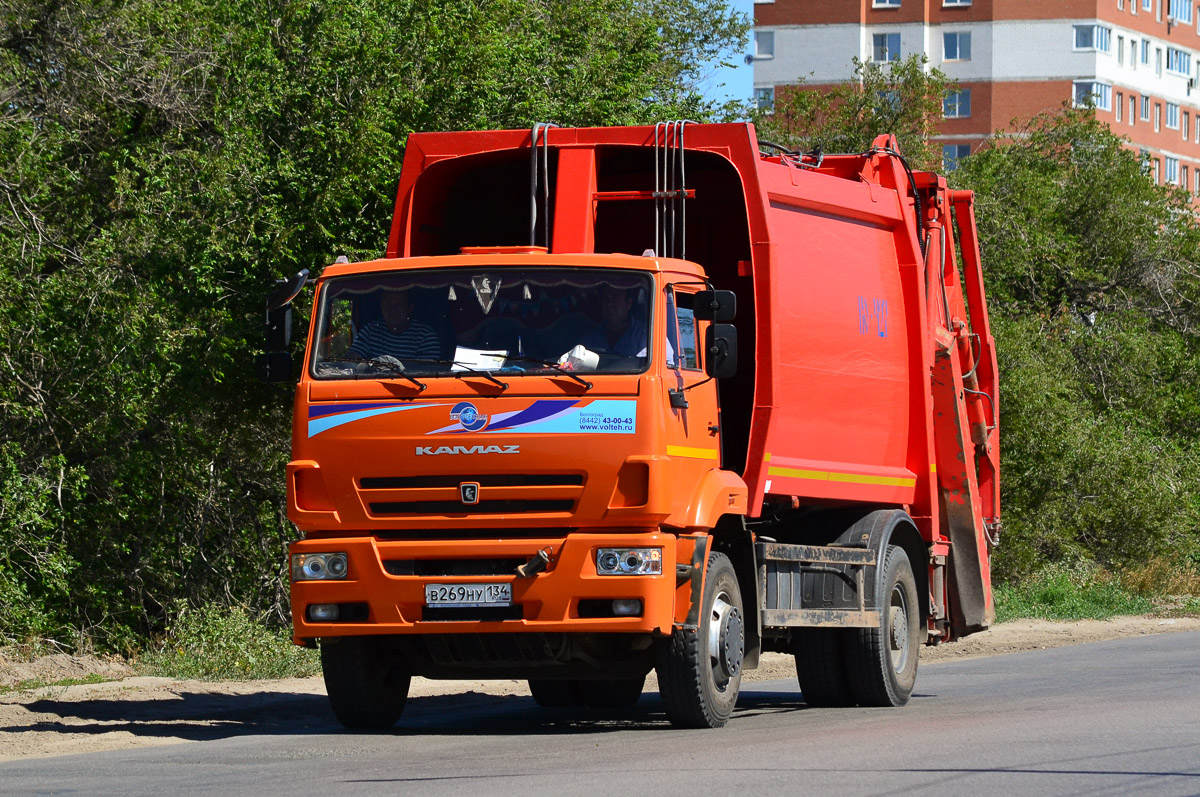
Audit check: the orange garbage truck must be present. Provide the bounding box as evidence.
[258,122,1000,730]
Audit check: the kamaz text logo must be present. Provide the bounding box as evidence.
[450,401,488,431]
[416,445,520,456]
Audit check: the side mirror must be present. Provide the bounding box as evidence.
[705,324,738,379]
[693,289,736,322]
[255,351,293,383]
[258,269,309,384]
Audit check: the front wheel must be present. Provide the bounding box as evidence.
[656,551,744,728]
[845,545,921,706]
[321,637,411,729]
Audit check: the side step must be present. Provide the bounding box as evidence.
[757,542,881,628]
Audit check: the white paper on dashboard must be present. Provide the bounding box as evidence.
[451,346,507,371]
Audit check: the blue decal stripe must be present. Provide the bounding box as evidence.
[308,405,432,437]
[485,399,580,431]
[309,402,410,419]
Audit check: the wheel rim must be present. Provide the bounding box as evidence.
[888,583,911,673]
[707,589,744,691]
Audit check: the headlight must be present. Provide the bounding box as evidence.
[596,547,662,576]
[291,552,349,581]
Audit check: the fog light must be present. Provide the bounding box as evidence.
[612,599,643,616]
[596,547,662,575]
[308,603,340,622]
[291,552,349,581]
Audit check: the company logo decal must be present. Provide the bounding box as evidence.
[416,445,520,456]
[460,482,480,504]
[427,399,637,436]
[450,401,489,432]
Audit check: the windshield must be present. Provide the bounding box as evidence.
[310,267,653,379]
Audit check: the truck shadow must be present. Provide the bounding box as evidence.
[6,688,816,742]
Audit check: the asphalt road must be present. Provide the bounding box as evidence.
[4,631,1199,796]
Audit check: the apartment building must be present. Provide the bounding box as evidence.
[752,0,1200,189]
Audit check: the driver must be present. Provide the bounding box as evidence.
[347,288,441,360]
[579,285,648,357]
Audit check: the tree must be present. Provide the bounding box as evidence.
[752,55,951,172]
[952,107,1200,578]
[0,0,749,647]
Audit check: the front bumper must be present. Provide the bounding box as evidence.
[290,532,681,642]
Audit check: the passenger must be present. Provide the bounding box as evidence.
[348,288,441,360]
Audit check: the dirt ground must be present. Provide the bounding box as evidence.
[3,615,1198,762]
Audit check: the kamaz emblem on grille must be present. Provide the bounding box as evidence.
[415,445,520,455]
[460,482,480,504]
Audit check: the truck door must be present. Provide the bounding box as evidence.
[664,285,722,477]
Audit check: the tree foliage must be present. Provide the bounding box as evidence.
[953,107,1200,579]
[0,0,748,648]
[752,55,951,171]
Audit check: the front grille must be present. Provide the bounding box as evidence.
[383,558,526,577]
[361,474,583,489]
[369,499,574,515]
[374,528,577,541]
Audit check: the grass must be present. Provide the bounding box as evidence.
[995,558,1200,622]
[137,604,320,681]
[0,673,116,695]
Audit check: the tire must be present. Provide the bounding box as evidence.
[656,551,745,729]
[845,545,921,707]
[793,628,855,707]
[528,678,583,708]
[582,675,646,708]
[321,637,411,729]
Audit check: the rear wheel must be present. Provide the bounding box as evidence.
[845,545,921,707]
[793,628,854,707]
[321,637,411,729]
[657,551,744,728]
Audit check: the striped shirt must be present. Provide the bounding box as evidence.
[347,319,441,360]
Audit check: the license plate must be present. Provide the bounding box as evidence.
[425,583,512,607]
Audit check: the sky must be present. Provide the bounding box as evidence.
[696,0,756,108]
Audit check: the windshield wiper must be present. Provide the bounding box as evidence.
[504,356,593,390]
[321,356,427,391]
[399,358,509,391]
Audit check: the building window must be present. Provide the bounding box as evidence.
[1167,102,1181,128]
[1185,111,1191,139]
[755,87,775,112]
[873,0,901,6]
[943,144,971,171]
[943,0,971,5]
[877,89,901,112]
[1117,0,1123,9]
[1155,102,1162,131]
[1118,35,1125,65]
[1168,0,1193,22]
[1142,39,1150,64]
[873,32,901,61]
[944,32,972,61]
[1130,95,1137,124]
[1143,0,1153,10]
[1167,47,1190,74]
[1117,92,1124,121]
[1142,94,1151,120]
[1156,47,1163,76]
[944,89,972,117]
[1183,165,1190,190]
[1073,25,1111,52]
[754,30,775,59]
[1195,168,1199,195]
[1166,156,1179,184]
[1131,40,1138,68]
[1074,82,1113,110]
[1152,158,1160,184]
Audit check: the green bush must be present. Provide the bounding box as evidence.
[139,604,319,680]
